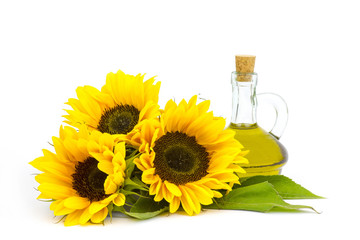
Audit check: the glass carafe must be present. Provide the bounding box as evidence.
[228,72,288,177]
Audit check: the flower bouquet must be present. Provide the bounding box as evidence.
[30,70,322,226]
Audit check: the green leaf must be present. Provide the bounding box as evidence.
[240,175,324,199]
[205,181,317,213]
[131,176,149,189]
[125,157,136,177]
[125,146,139,159]
[123,177,149,192]
[107,204,114,219]
[113,197,169,220]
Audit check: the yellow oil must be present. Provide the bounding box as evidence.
[228,123,288,177]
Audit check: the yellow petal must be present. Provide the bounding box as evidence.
[164,99,177,112]
[103,150,115,160]
[97,161,113,175]
[38,183,76,200]
[79,207,92,225]
[185,186,201,215]
[197,178,231,190]
[144,76,160,104]
[35,173,72,186]
[112,152,126,170]
[52,137,71,163]
[186,183,213,205]
[139,153,153,172]
[169,196,181,213]
[114,142,126,158]
[212,190,223,198]
[164,181,182,197]
[87,140,100,153]
[64,209,84,226]
[162,183,174,202]
[75,87,101,122]
[88,201,107,215]
[207,155,234,173]
[152,179,164,202]
[101,193,118,204]
[142,168,157,184]
[63,196,90,209]
[154,184,164,202]
[206,172,239,183]
[37,192,51,199]
[113,193,126,206]
[187,95,198,108]
[197,99,210,113]
[50,200,61,211]
[91,207,108,223]
[230,164,247,174]
[52,200,74,216]
[30,156,74,182]
[104,176,118,194]
[179,186,195,216]
[149,177,161,195]
[99,133,115,151]
[195,117,225,145]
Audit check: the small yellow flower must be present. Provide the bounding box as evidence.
[134,96,248,215]
[63,70,161,144]
[30,126,126,226]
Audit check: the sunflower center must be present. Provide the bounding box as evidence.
[153,131,209,185]
[164,146,195,172]
[72,157,108,202]
[97,104,140,134]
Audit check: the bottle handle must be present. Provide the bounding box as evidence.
[257,93,288,139]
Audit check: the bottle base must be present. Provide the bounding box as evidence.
[239,165,284,178]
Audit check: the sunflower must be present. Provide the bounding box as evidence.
[63,70,161,144]
[30,126,127,226]
[133,96,248,215]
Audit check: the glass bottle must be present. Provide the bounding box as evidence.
[228,55,288,177]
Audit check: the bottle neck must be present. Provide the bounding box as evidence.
[230,72,258,127]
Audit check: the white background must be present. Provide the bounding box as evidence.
[1,0,359,239]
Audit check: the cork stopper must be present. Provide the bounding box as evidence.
[235,55,256,82]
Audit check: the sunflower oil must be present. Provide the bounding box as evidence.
[228,55,289,177]
[229,123,288,177]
